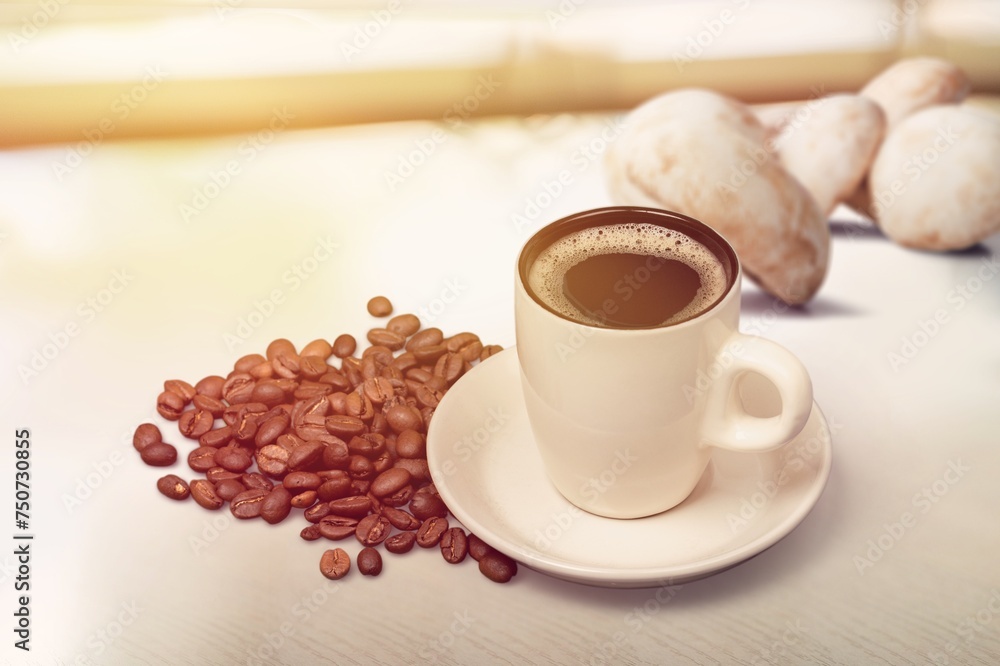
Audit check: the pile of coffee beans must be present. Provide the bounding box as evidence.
[132,296,517,584]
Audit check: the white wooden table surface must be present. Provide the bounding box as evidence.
[1,108,998,665]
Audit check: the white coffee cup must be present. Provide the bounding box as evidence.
[515,207,813,519]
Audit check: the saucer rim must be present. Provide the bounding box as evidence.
[428,347,833,588]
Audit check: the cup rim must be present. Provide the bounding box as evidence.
[517,206,740,330]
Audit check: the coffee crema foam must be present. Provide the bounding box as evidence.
[527,223,728,327]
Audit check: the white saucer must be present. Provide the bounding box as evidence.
[427,347,832,588]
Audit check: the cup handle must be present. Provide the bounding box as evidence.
[700,333,813,453]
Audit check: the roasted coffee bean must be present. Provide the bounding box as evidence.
[195,375,225,399]
[414,384,444,408]
[372,451,394,475]
[348,455,374,480]
[325,415,366,438]
[479,551,517,583]
[362,377,395,405]
[283,471,322,492]
[332,334,357,358]
[367,295,393,317]
[319,516,359,541]
[321,440,351,470]
[156,475,190,500]
[192,394,226,418]
[459,340,484,363]
[255,444,290,478]
[381,506,420,531]
[416,516,449,548]
[480,345,503,361]
[293,356,324,380]
[390,352,419,373]
[409,489,448,520]
[287,441,325,471]
[133,423,162,452]
[317,476,353,502]
[393,458,430,483]
[405,327,443,353]
[190,479,223,510]
[468,534,492,561]
[230,488,268,519]
[355,514,392,547]
[300,525,321,541]
[395,430,425,459]
[222,373,255,405]
[385,531,418,554]
[294,423,328,442]
[357,547,383,576]
[385,404,422,433]
[434,352,465,384]
[215,446,253,473]
[290,490,317,509]
[370,467,411,498]
[241,472,274,492]
[251,381,286,409]
[345,391,374,420]
[347,435,383,460]
[320,548,351,580]
[294,380,333,400]
[385,313,419,337]
[234,415,258,443]
[440,527,468,564]
[235,353,267,373]
[304,501,331,523]
[261,486,293,524]
[327,495,372,519]
[188,446,219,473]
[412,344,447,365]
[206,466,242,484]
[405,367,434,383]
[265,338,297,362]
[301,338,333,359]
[199,425,233,448]
[156,391,186,420]
[381,484,414,508]
[366,328,406,351]
[445,332,480,353]
[249,362,274,379]
[164,379,197,402]
[140,442,177,467]
[215,478,246,502]
[255,414,289,448]
[179,409,215,439]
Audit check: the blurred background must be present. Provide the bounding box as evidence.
[2,0,998,146]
